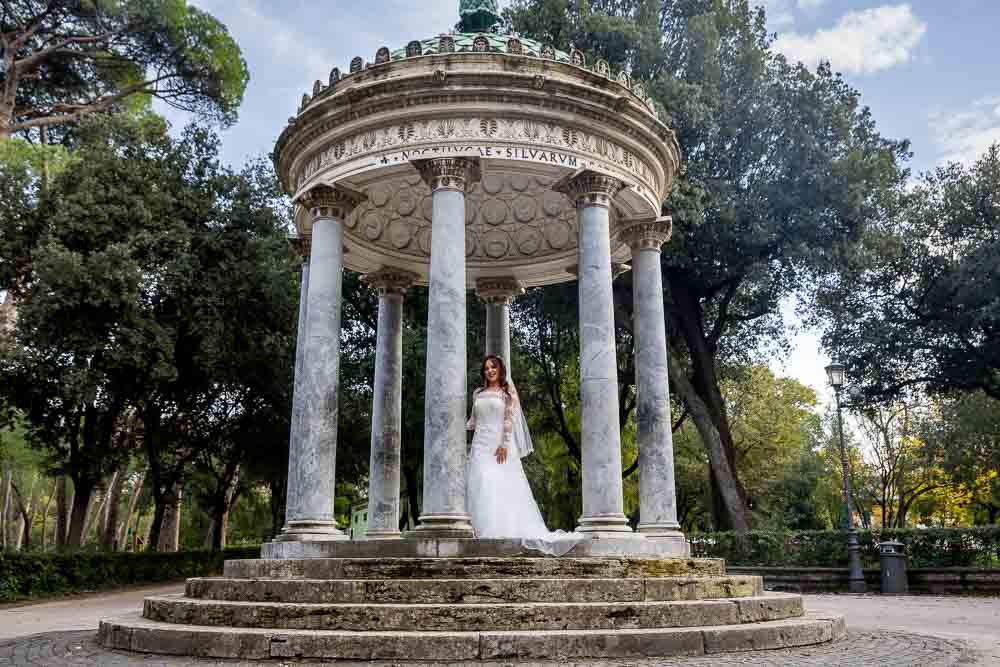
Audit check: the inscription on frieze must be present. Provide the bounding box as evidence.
[295,117,657,192]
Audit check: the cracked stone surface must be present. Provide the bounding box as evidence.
[0,629,979,666]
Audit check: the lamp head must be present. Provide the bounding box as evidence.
[824,363,846,390]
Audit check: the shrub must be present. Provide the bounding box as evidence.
[0,547,260,602]
[690,528,1000,568]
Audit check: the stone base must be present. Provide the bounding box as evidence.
[273,519,348,542]
[261,533,690,560]
[97,551,844,661]
[99,611,846,661]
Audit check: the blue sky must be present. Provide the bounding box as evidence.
[172,0,999,400]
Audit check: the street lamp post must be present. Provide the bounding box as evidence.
[825,363,866,594]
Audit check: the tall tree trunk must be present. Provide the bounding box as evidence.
[82,488,107,546]
[666,345,749,533]
[40,478,55,551]
[11,478,34,551]
[55,476,69,550]
[100,467,127,550]
[667,281,749,529]
[65,477,94,548]
[206,466,241,551]
[116,468,145,550]
[1,463,11,550]
[156,484,182,552]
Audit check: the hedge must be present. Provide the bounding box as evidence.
[0,546,260,602]
[690,528,1000,568]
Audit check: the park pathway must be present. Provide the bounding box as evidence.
[0,583,184,641]
[0,589,997,665]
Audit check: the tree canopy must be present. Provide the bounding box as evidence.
[0,0,249,139]
[815,145,1000,401]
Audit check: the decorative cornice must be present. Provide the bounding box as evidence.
[554,169,628,209]
[618,216,673,252]
[475,277,524,304]
[287,234,312,262]
[297,184,367,221]
[361,268,419,296]
[412,157,481,193]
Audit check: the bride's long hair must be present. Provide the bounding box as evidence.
[479,355,512,399]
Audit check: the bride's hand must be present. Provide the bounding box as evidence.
[494,446,508,464]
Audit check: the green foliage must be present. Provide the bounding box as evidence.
[1,0,249,138]
[692,528,1000,568]
[0,547,259,602]
[816,145,1000,401]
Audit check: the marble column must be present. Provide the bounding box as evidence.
[278,184,365,542]
[282,235,311,534]
[360,268,418,540]
[475,277,523,375]
[621,217,685,543]
[556,170,632,535]
[412,157,480,538]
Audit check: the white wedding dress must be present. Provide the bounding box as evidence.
[466,387,583,556]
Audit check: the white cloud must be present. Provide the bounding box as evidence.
[930,96,1000,165]
[773,4,927,75]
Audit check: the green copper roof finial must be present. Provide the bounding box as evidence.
[459,0,499,33]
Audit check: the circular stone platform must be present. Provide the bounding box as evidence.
[13,629,976,665]
[97,553,846,661]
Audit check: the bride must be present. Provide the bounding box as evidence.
[466,355,582,555]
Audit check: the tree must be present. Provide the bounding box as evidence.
[921,391,1000,525]
[855,400,940,529]
[0,0,248,140]
[816,145,1000,401]
[0,116,298,549]
[505,0,907,530]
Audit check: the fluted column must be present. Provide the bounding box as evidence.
[278,184,365,542]
[412,157,480,538]
[556,170,631,535]
[361,268,418,540]
[621,217,685,544]
[475,277,523,375]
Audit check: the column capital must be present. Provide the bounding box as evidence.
[297,183,366,221]
[413,157,481,193]
[361,268,419,296]
[618,216,673,252]
[287,234,312,262]
[475,277,524,304]
[554,169,628,209]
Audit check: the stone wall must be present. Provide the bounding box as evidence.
[728,566,1000,595]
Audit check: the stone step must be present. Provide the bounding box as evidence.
[100,610,845,660]
[142,593,802,632]
[223,556,725,581]
[187,575,762,604]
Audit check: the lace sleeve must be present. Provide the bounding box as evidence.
[503,388,515,447]
[467,388,480,431]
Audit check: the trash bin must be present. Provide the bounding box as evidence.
[879,540,908,594]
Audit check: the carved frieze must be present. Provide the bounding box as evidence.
[295,116,656,195]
